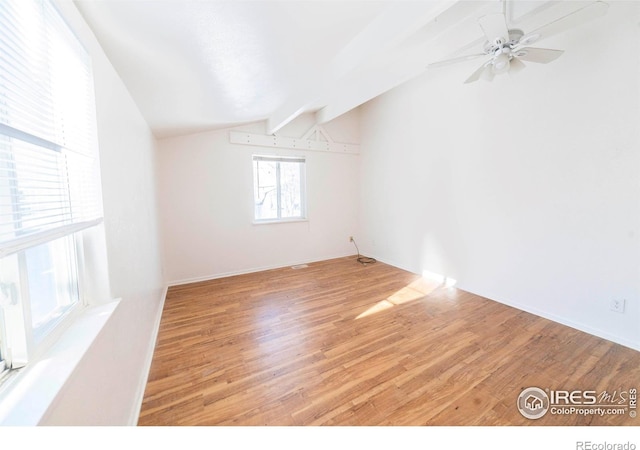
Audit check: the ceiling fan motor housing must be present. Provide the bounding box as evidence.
[483,29,524,56]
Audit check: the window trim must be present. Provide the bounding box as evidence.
[0,299,120,426]
[251,217,309,226]
[0,218,102,260]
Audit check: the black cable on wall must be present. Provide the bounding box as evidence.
[351,237,376,266]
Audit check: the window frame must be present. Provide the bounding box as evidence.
[252,155,307,224]
[0,315,5,374]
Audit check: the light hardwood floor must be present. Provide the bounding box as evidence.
[138,257,640,426]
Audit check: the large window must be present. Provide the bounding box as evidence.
[0,0,102,373]
[253,155,306,222]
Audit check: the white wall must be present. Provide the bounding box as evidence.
[36,1,165,425]
[357,1,640,350]
[157,112,360,284]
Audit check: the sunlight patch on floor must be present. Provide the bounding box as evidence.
[356,273,456,320]
[421,269,457,288]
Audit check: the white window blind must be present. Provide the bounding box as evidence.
[0,0,102,259]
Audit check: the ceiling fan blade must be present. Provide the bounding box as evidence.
[509,57,526,73]
[514,47,564,64]
[427,53,486,69]
[478,13,510,42]
[481,65,495,82]
[519,1,609,45]
[464,61,493,84]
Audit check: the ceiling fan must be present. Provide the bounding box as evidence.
[428,1,609,83]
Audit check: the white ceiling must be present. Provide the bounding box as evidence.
[74,1,607,139]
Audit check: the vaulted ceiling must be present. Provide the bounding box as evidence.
[74,1,608,139]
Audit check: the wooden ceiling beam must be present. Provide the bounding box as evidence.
[266,0,460,135]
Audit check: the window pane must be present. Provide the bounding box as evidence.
[0,253,28,365]
[253,156,306,222]
[253,160,278,220]
[279,161,302,218]
[25,234,79,342]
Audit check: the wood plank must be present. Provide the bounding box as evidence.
[138,257,640,426]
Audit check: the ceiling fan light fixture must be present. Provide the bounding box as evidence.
[492,53,510,74]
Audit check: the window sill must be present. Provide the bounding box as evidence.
[0,299,120,425]
[252,218,309,226]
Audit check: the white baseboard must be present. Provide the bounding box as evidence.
[167,252,356,287]
[127,285,168,426]
[480,293,640,353]
[364,253,640,353]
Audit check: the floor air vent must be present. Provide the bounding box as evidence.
[291,264,309,270]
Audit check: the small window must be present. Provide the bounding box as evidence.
[253,155,306,222]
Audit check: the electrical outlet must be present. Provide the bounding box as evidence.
[610,298,626,314]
